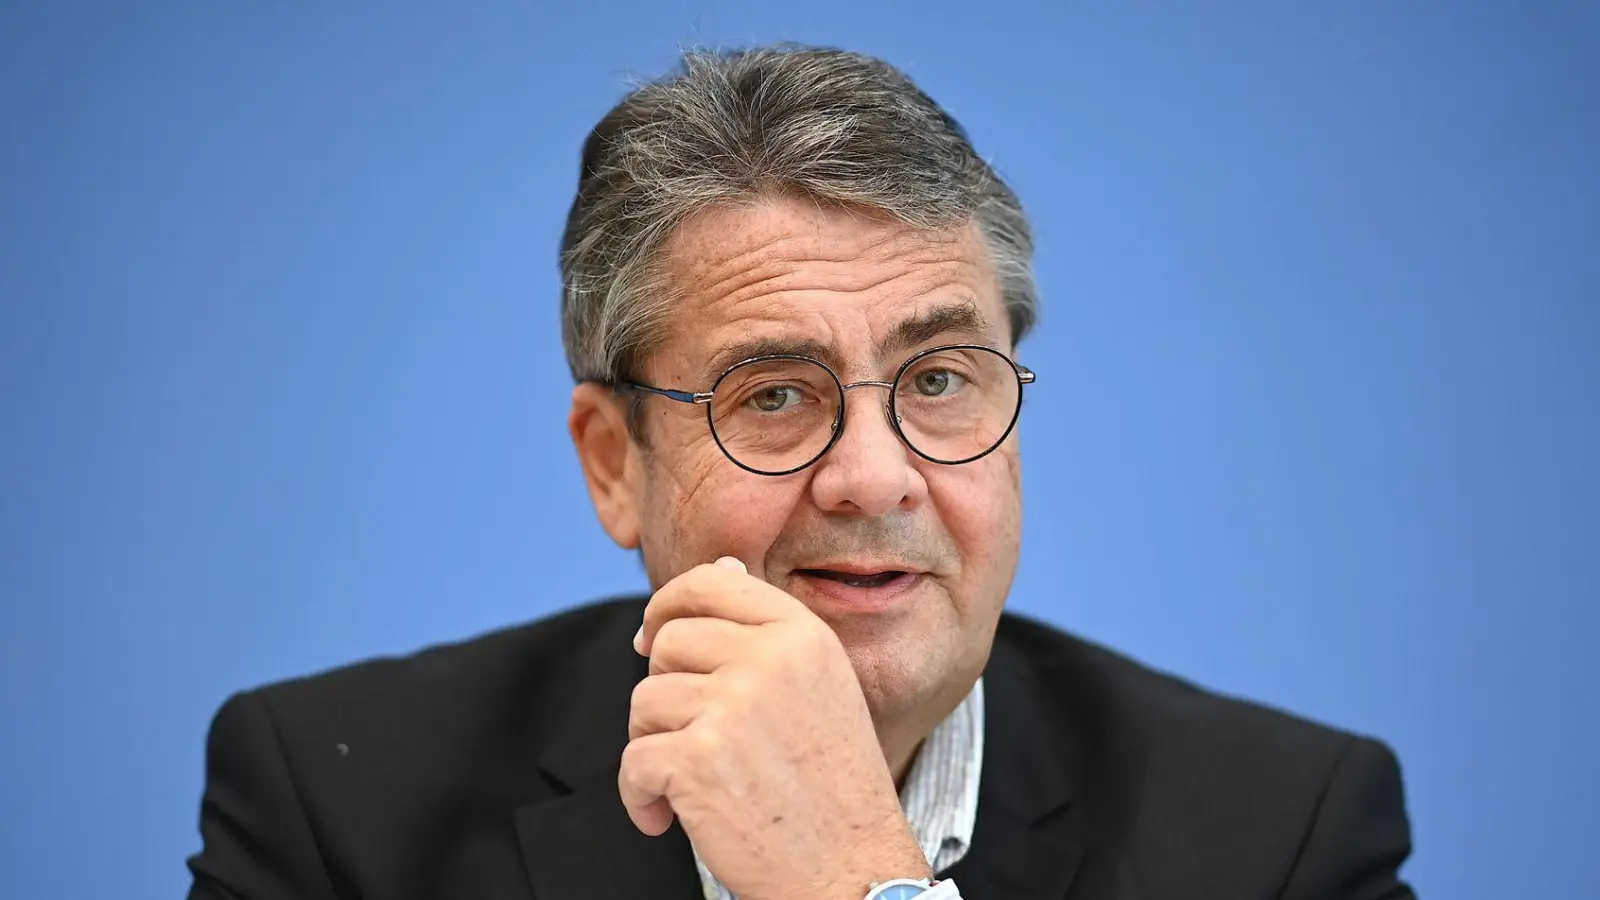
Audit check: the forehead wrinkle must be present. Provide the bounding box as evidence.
[745,254,979,305]
[699,309,843,377]
[707,272,983,377]
[671,207,973,305]
[670,245,984,357]
[704,248,989,337]
[686,235,930,307]
[715,263,984,323]
[653,198,1003,383]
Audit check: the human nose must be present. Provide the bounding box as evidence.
[806,383,926,517]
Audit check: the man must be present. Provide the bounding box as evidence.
[187,46,1416,900]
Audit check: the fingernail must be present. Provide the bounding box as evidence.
[632,625,644,654]
[715,556,747,573]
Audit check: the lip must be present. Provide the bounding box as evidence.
[794,560,925,577]
[789,569,927,615]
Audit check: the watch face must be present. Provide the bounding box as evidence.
[876,886,926,900]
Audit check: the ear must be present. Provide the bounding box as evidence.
[568,382,642,549]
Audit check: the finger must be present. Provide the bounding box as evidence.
[639,559,796,655]
[633,797,674,837]
[647,616,751,675]
[618,732,678,836]
[629,672,710,740]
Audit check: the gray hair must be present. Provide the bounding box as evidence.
[559,44,1037,387]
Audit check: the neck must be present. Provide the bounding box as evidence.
[886,734,923,791]
[877,681,971,790]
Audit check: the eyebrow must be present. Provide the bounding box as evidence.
[882,301,996,358]
[703,336,839,379]
[701,301,998,381]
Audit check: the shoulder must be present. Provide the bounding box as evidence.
[995,609,1361,754]
[991,612,1413,894]
[992,610,1394,831]
[251,597,643,709]
[212,597,647,773]
[189,598,652,893]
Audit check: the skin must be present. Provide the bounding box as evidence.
[568,193,1025,900]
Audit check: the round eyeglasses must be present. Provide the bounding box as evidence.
[623,344,1036,476]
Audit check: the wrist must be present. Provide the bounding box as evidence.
[833,829,931,900]
[864,879,959,900]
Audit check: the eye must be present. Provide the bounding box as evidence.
[910,367,966,397]
[748,384,806,412]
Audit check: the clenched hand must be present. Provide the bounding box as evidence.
[621,557,930,900]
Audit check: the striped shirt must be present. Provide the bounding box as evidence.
[694,678,984,900]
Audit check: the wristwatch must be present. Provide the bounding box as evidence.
[863,878,960,900]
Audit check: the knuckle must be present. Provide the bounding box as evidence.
[634,672,689,708]
[619,737,648,777]
[719,668,760,708]
[652,618,690,657]
[629,676,655,708]
[688,721,724,757]
[627,683,655,733]
[621,734,670,782]
[778,617,831,656]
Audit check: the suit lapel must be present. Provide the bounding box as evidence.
[514,602,704,900]
[515,793,703,900]
[937,638,1112,899]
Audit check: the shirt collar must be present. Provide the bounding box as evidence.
[900,677,984,871]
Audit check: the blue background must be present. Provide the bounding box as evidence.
[2,2,1595,897]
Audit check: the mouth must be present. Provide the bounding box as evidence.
[789,566,926,613]
[795,568,910,588]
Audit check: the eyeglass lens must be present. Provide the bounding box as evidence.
[707,347,1023,474]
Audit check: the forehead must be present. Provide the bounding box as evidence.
[648,194,1005,380]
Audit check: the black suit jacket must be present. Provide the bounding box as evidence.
[187,599,1416,899]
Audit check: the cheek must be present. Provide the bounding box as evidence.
[929,450,1023,592]
[637,429,805,581]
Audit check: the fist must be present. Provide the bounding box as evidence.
[620,558,929,900]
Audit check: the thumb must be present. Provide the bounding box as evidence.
[714,556,747,574]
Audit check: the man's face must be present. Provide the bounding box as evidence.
[594,193,1023,726]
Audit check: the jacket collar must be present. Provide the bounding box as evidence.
[513,605,1107,899]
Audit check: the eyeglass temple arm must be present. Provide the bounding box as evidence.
[623,382,715,405]
[1019,367,1036,384]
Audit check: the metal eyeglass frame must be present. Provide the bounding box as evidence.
[621,343,1037,477]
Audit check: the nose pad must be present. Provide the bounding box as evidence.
[831,381,906,457]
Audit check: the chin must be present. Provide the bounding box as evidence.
[840,638,941,720]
